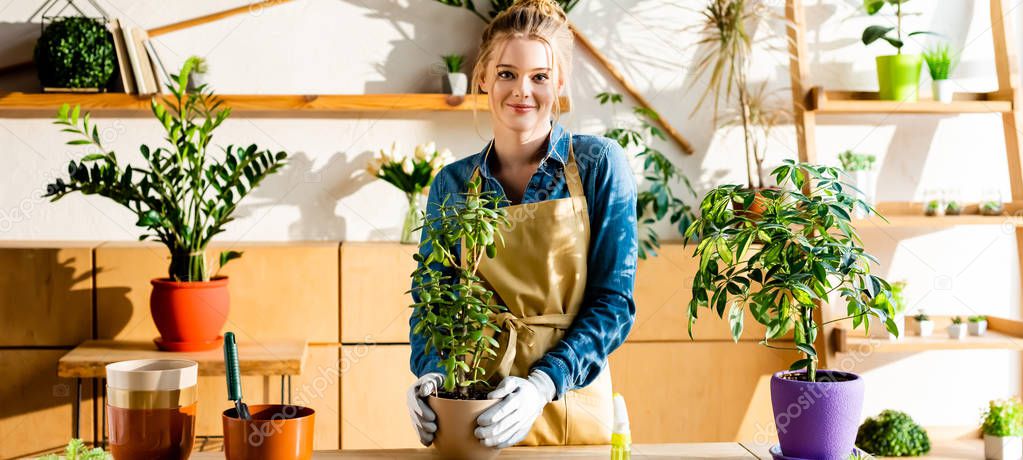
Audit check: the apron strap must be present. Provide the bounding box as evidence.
[468,133,585,202]
[489,312,575,378]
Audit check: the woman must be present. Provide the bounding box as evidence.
[406,0,637,449]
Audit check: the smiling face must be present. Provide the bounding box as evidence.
[480,36,563,136]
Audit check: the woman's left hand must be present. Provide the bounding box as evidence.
[474,371,556,448]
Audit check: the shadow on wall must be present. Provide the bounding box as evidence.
[0,21,43,92]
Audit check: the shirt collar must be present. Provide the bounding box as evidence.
[478,120,570,180]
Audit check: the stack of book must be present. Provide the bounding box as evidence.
[107,19,170,95]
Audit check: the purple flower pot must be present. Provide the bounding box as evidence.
[770,370,864,460]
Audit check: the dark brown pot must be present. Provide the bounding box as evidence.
[428,396,502,460]
[150,277,229,351]
[223,404,315,460]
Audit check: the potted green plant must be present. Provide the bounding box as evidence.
[862,0,935,101]
[870,281,906,340]
[441,54,467,96]
[945,199,962,216]
[923,43,957,103]
[596,91,697,258]
[366,141,454,243]
[855,410,931,457]
[686,160,895,459]
[947,316,966,340]
[969,315,988,336]
[34,16,115,91]
[924,199,943,216]
[981,200,1005,216]
[982,398,1023,460]
[409,176,509,460]
[185,55,209,93]
[839,150,877,217]
[43,58,287,351]
[913,310,933,337]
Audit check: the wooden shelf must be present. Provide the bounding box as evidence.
[806,86,1013,114]
[852,201,1023,228]
[832,316,1023,354]
[0,92,571,115]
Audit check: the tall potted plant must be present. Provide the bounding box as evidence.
[862,0,935,101]
[44,58,287,351]
[409,176,509,460]
[685,161,896,459]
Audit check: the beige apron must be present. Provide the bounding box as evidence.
[466,136,613,446]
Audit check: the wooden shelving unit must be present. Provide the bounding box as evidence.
[786,0,1023,381]
[832,316,1023,354]
[805,87,1013,114]
[0,92,571,115]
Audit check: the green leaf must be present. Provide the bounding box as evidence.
[728,303,744,342]
[796,342,817,356]
[862,25,895,46]
[219,250,243,270]
[864,0,885,14]
[789,358,812,372]
[716,238,732,264]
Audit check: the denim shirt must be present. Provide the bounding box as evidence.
[409,120,638,400]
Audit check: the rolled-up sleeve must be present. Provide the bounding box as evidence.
[530,139,638,399]
[409,169,458,378]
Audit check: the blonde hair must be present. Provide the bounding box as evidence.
[471,0,574,129]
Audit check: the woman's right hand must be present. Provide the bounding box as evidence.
[406,372,444,446]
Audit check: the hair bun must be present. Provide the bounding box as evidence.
[508,0,567,22]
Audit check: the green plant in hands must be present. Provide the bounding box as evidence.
[838,150,876,172]
[982,398,1023,437]
[855,410,931,456]
[685,160,894,382]
[862,0,935,54]
[409,176,510,398]
[923,43,956,80]
[38,438,110,460]
[434,0,580,22]
[442,54,464,73]
[44,58,287,282]
[597,91,696,259]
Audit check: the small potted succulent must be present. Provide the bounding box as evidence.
[870,281,906,340]
[945,200,963,216]
[981,200,1005,216]
[366,141,454,243]
[947,316,966,340]
[913,310,933,337]
[969,315,988,336]
[855,410,931,457]
[983,398,1023,460]
[409,176,509,460]
[185,55,209,93]
[34,16,115,91]
[925,199,944,216]
[923,43,957,103]
[38,438,110,459]
[441,54,468,96]
[862,0,934,101]
[44,59,287,351]
[686,161,894,459]
[839,150,877,217]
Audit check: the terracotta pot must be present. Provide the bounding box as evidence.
[732,189,775,219]
[428,396,502,460]
[223,404,315,460]
[106,359,198,460]
[150,277,229,351]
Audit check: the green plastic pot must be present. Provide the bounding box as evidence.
[875,54,922,101]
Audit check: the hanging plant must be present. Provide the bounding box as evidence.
[34,16,115,89]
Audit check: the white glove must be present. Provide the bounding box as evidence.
[407,372,444,446]
[474,371,556,448]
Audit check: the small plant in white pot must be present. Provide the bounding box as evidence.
[44,58,287,351]
[923,43,957,103]
[869,281,906,340]
[839,150,877,218]
[185,55,209,93]
[982,398,1023,460]
[948,316,967,340]
[441,54,468,96]
[914,310,934,337]
[970,315,989,336]
[409,176,509,460]
[686,161,895,459]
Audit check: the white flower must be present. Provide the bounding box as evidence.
[414,143,428,161]
[388,141,403,162]
[424,141,436,157]
[402,156,415,174]
[366,162,380,177]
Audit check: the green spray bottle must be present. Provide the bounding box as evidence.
[611,393,631,460]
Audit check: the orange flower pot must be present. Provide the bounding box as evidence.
[150,277,229,351]
[223,404,315,460]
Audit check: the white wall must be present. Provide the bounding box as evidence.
[0,0,1019,433]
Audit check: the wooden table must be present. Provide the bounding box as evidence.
[58,339,307,442]
[189,440,986,459]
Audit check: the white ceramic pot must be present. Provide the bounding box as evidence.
[947,323,966,340]
[984,434,1022,460]
[443,73,468,96]
[187,73,207,92]
[918,320,934,337]
[869,314,905,341]
[932,79,954,103]
[970,320,989,336]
